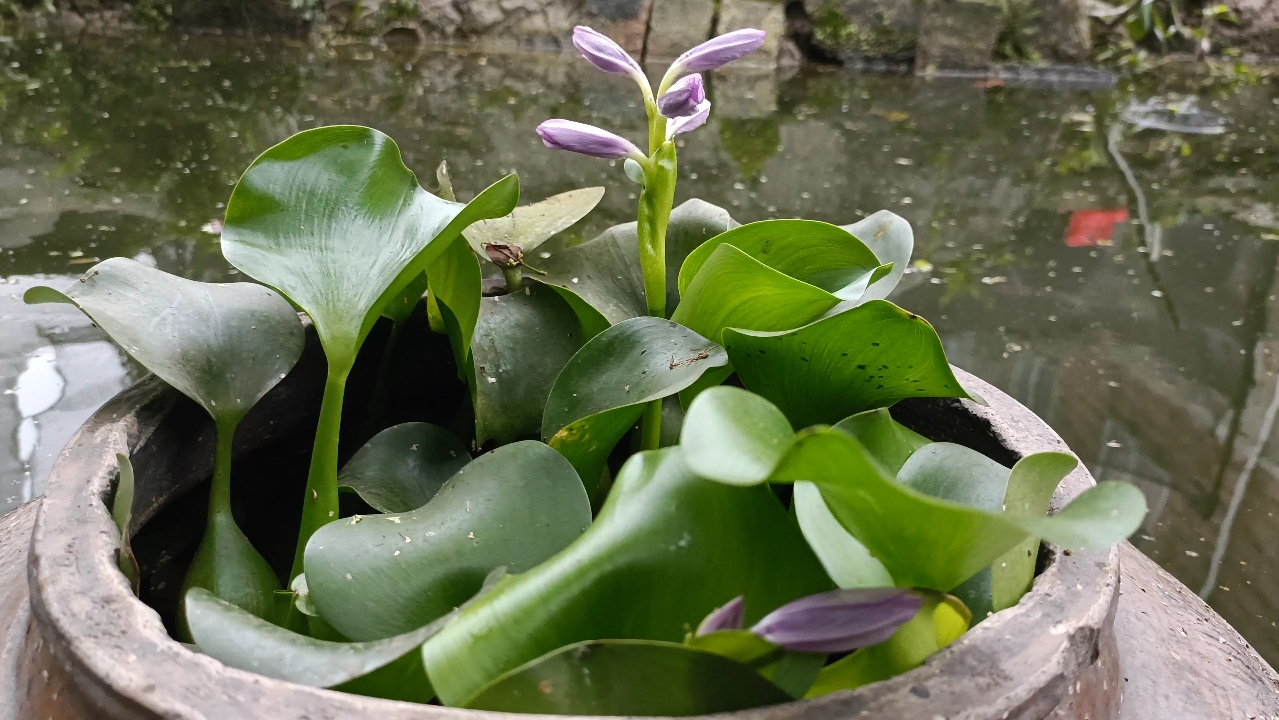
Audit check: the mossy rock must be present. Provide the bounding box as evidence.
[808,0,921,61]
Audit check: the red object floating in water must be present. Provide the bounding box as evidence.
[1065,209,1129,247]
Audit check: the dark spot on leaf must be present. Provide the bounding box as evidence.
[800,357,809,362]
[856,365,866,370]
[871,342,880,346]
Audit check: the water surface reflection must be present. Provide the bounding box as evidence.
[1,34,1277,663]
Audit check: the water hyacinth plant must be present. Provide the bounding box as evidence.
[28,25,1148,715]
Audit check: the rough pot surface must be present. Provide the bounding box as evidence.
[24,326,1121,719]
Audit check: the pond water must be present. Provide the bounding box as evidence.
[1,32,1278,663]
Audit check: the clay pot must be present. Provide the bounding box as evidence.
[16,328,1120,720]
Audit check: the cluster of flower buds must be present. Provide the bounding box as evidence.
[535,26,766,161]
[696,588,923,654]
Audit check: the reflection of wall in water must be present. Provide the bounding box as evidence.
[910,228,1279,665]
[0,276,132,515]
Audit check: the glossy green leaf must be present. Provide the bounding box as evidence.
[305,441,591,641]
[464,187,606,257]
[113,453,140,595]
[24,257,303,426]
[771,428,1147,590]
[671,245,841,343]
[420,447,833,706]
[427,235,483,368]
[793,482,892,589]
[942,450,1078,619]
[220,125,518,372]
[535,199,734,325]
[543,317,728,488]
[463,640,792,714]
[681,390,893,589]
[184,588,445,703]
[725,300,969,428]
[472,284,585,445]
[677,219,883,301]
[842,210,914,303]
[805,591,970,697]
[832,408,930,475]
[680,386,793,486]
[337,422,471,513]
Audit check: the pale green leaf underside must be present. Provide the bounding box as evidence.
[465,187,605,256]
[184,588,446,702]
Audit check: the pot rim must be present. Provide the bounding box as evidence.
[27,366,1118,720]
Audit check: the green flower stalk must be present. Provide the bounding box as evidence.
[537,25,765,449]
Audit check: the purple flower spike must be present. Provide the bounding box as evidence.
[657,73,706,118]
[537,119,646,160]
[696,595,745,636]
[573,26,646,84]
[667,100,711,138]
[670,29,767,76]
[751,588,922,654]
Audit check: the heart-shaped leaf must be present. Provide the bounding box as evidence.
[24,257,303,426]
[670,245,842,343]
[464,187,606,257]
[725,300,969,428]
[221,125,518,372]
[338,423,471,513]
[184,588,447,703]
[842,210,914,303]
[472,284,586,446]
[535,199,735,325]
[805,591,970,697]
[832,408,931,476]
[677,219,884,302]
[681,389,1147,591]
[771,428,1146,590]
[420,447,832,706]
[542,317,728,489]
[463,640,792,714]
[305,441,591,641]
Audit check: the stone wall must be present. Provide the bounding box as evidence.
[11,0,1279,67]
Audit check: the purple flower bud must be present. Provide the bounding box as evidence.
[536,119,645,161]
[670,29,767,76]
[696,595,745,636]
[573,26,646,82]
[667,100,711,138]
[750,588,922,654]
[657,73,706,118]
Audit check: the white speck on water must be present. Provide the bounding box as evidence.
[1186,550,1200,557]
